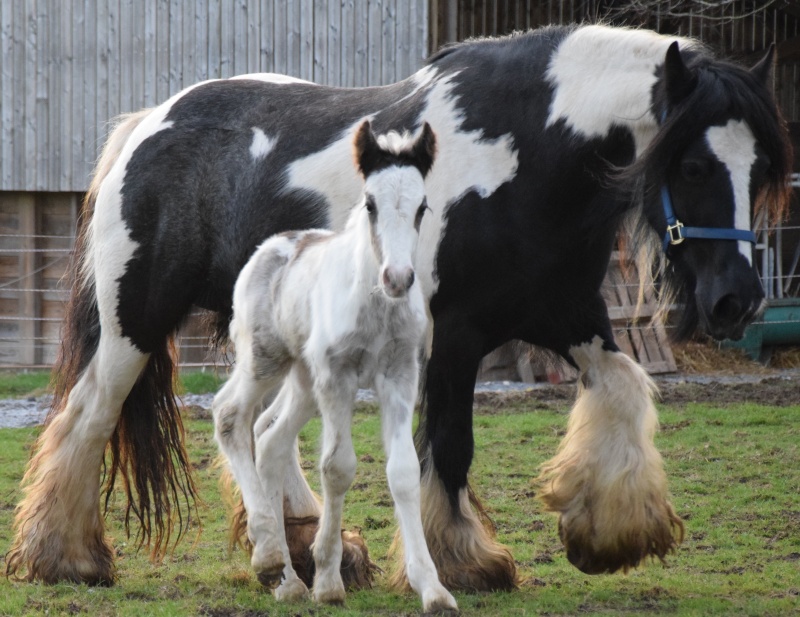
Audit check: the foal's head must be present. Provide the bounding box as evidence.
[353,120,437,299]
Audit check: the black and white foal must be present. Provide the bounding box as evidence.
[212,122,456,611]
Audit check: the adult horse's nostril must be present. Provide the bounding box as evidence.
[712,293,742,324]
[407,270,415,289]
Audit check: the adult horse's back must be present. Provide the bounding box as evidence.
[7,25,791,589]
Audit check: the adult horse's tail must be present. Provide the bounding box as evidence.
[6,109,198,584]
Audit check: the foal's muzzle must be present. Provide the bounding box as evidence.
[381,266,415,298]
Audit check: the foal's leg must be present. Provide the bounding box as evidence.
[213,366,287,586]
[253,366,317,602]
[375,357,457,613]
[6,331,147,584]
[389,312,516,592]
[309,371,359,604]
[537,335,683,573]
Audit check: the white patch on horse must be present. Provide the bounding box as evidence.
[250,127,276,160]
[230,73,315,85]
[705,120,758,265]
[546,25,694,154]
[286,72,519,298]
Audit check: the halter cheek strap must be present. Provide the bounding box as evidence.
[660,183,758,253]
[659,111,757,255]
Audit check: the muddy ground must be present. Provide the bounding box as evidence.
[1,370,796,429]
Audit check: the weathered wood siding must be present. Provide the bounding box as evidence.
[0,0,429,193]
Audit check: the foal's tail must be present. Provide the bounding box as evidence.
[51,108,198,558]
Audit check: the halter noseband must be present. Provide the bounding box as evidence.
[659,111,757,255]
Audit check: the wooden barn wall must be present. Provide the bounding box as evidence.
[434,0,800,123]
[0,0,429,193]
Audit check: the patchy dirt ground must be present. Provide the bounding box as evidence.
[0,370,797,429]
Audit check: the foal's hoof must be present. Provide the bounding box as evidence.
[312,583,346,605]
[252,547,285,589]
[274,577,310,602]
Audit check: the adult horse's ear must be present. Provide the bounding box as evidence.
[751,43,775,85]
[664,41,697,104]
[412,122,437,178]
[354,120,380,178]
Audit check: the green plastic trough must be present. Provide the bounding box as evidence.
[723,298,800,362]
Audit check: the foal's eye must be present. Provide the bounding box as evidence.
[680,158,711,183]
[365,196,376,215]
[414,199,428,229]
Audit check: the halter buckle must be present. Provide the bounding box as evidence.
[667,221,685,245]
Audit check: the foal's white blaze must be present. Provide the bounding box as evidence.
[705,120,758,265]
[250,127,276,160]
[546,25,694,154]
[366,164,426,297]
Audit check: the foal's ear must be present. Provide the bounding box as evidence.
[411,122,437,178]
[354,120,380,178]
[664,41,697,105]
[751,43,775,85]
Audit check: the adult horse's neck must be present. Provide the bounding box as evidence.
[544,25,693,157]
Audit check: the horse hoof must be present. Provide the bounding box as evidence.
[312,585,346,605]
[274,577,310,602]
[422,587,458,614]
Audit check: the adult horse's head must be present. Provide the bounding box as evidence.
[353,120,437,299]
[632,41,792,341]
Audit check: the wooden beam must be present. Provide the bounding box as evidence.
[18,193,40,366]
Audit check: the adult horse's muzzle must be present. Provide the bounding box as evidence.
[694,256,765,341]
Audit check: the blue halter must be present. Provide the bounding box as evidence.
[659,112,757,254]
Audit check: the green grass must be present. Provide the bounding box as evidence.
[0,399,797,616]
[0,369,229,399]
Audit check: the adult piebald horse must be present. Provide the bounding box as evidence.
[7,24,790,590]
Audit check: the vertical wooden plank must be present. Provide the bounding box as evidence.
[207,0,221,79]
[183,0,196,85]
[12,0,25,189]
[36,1,49,191]
[82,0,97,188]
[260,0,273,72]
[298,0,312,81]
[355,0,368,86]
[0,0,12,188]
[368,0,382,85]
[195,0,209,82]
[341,0,355,86]
[327,0,340,86]
[71,0,86,190]
[131,0,145,109]
[156,0,170,101]
[169,0,183,91]
[119,0,133,112]
[25,0,38,190]
[142,0,156,107]
[234,0,247,75]
[381,0,396,85]
[60,0,73,190]
[413,0,427,66]
[273,0,287,75]
[247,0,259,74]
[47,0,62,190]
[314,0,327,83]
[219,0,233,78]
[19,194,39,365]
[395,0,411,80]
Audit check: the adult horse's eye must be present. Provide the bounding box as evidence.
[414,199,428,230]
[365,196,376,215]
[681,158,710,183]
